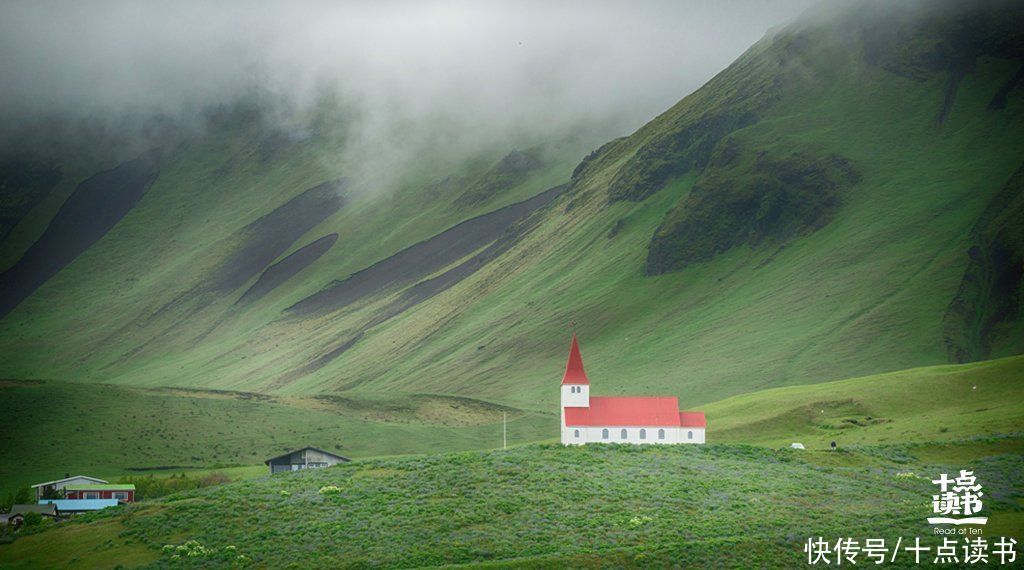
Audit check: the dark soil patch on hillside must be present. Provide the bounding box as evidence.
[989,62,1024,110]
[213,180,346,293]
[0,155,157,320]
[934,61,973,126]
[646,151,859,275]
[272,185,565,388]
[943,161,1024,362]
[0,156,63,242]
[237,233,338,305]
[287,184,564,317]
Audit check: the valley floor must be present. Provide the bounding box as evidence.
[0,356,1021,568]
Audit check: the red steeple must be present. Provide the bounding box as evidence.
[561,333,589,385]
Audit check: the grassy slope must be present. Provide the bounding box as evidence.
[706,354,1024,447]
[0,116,597,389]
[1,441,1020,569]
[302,45,1024,408]
[0,2,1020,411]
[0,380,553,496]
[2,351,1020,498]
[1,350,1021,568]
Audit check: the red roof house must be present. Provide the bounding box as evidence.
[559,334,706,445]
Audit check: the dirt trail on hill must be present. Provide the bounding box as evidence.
[286,184,565,317]
[0,155,157,320]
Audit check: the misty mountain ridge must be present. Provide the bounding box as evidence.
[0,0,1021,415]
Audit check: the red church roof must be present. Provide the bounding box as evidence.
[679,411,707,428]
[561,333,589,385]
[565,396,684,427]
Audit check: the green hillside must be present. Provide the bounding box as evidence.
[0,379,552,495]
[2,350,1021,501]
[3,1,1021,414]
[706,354,1024,447]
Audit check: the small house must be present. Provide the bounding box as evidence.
[63,483,135,502]
[265,447,349,474]
[0,503,60,526]
[31,475,108,501]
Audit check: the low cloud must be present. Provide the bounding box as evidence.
[0,1,814,176]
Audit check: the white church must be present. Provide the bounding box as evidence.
[560,334,706,445]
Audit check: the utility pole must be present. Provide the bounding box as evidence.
[503,412,507,450]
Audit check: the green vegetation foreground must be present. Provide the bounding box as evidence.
[1,442,1021,568]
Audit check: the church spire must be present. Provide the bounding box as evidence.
[561,333,589,385]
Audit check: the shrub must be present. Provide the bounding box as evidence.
[318,485,343,496]
[21,512,43,528]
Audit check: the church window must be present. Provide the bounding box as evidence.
[574,429,580,438]
[688,431,693,440]
[658,429,665,440]
[602,428,609,439]
[620,429,627,439]
[640,429,646,440]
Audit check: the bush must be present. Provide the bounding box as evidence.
[21,512,42,527]
[318,485,343,496]
[118,471,233,500]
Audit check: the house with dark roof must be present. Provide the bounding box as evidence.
[560,334,707,445]
[265,447,350,474]
[0,503,60,526]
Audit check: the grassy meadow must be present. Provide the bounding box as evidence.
[0,379,552,497]
[1,440,1020,568]
[1,355,1021,567]
[706,355,1024,448]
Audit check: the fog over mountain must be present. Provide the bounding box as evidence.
[1,0,814,152]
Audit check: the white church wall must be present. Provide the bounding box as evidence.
[562,425,706,445]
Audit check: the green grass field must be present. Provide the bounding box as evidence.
[3,355,1020,499]
[0,380,553,496]
[1,438,1020,568]
[706,355,1024,448]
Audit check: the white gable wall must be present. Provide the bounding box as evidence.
[33,476,108,500]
